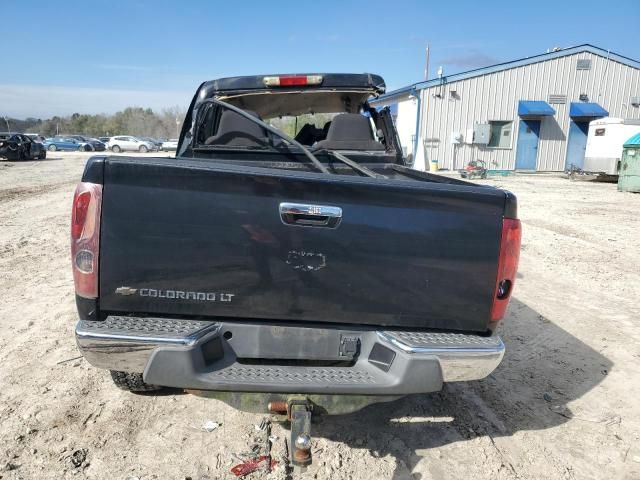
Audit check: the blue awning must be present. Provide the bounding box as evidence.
[569,102,608,119]
[518,101,556,118]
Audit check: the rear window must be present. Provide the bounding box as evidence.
[193,92,386,153]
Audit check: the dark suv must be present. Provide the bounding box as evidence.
[63,135,107,152]
[0,133,46,160]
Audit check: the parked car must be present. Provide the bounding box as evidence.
[107,136,156,153]
[24,133,47,143]
[0,132,46,160]
[73,73,521,468]
[161,138,178,151]
[140,137,163,150]
[64,135,107,152]
[43,137,88,152]
[98,137,110,144]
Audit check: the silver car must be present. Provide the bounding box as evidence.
[161,139,179,152]
[107,136,156,153]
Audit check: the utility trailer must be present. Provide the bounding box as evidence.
[584,118,640,176]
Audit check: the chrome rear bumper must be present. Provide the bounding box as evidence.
[75,317,220,372]
[376,331,504,382]
[76,317,504,394]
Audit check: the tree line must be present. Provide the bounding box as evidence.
[3,106,187,139]
[4,109,338,140]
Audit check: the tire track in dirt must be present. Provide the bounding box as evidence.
[0,181,77,203]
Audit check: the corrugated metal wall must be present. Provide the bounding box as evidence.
[396,98,418,156]
[418,52,640,171]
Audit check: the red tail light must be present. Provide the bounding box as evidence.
[491,218,522,322]
[71,182,102,298]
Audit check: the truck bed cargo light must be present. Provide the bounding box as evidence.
[263,75,323,87]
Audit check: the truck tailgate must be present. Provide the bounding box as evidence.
[98,157,507,332]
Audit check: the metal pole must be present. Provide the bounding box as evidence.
[3,116,10,133]
[425,45,430,81]
[410,87,422,168]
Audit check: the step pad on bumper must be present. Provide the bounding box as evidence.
[78,317,217,339]
[380,330,502,351]
[214,366,376,385]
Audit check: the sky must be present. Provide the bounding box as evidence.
[2,0,639,119]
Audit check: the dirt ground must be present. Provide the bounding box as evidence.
[1,152,639,480]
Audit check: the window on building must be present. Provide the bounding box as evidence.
[595,128,605,136]
[488,121,513,148]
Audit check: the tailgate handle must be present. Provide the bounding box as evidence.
[279,203,342,228]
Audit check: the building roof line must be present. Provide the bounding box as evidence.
[371,44,640,105]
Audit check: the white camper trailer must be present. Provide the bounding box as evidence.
[584,118,640,175]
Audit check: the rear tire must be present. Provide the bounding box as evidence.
[139,145,148,153]
[109,371,162,392]
[39,151,46,160]
[111,145,121,153]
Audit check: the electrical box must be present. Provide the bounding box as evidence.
[450,131,463,144]
[466,128,475,144]
[473,124,491,145]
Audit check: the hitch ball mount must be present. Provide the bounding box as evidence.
[268,399,313,467]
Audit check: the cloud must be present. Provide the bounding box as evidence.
[0,84,191,119]
[439,51,501,70]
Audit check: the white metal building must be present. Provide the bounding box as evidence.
[371,45,640,172]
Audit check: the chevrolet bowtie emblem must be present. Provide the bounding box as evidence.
[115,286,138,296]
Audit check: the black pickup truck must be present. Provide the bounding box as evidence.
[73,73,520,464]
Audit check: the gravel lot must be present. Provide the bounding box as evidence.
[1,152,639,480]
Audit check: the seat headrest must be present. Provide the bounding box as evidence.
[313,113,385,151]
[205,109,268,147]
[325,114,374,141]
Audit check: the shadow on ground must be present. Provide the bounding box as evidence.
[311,297,612,479]
[0,156,68,163]
[25,156,68,162]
